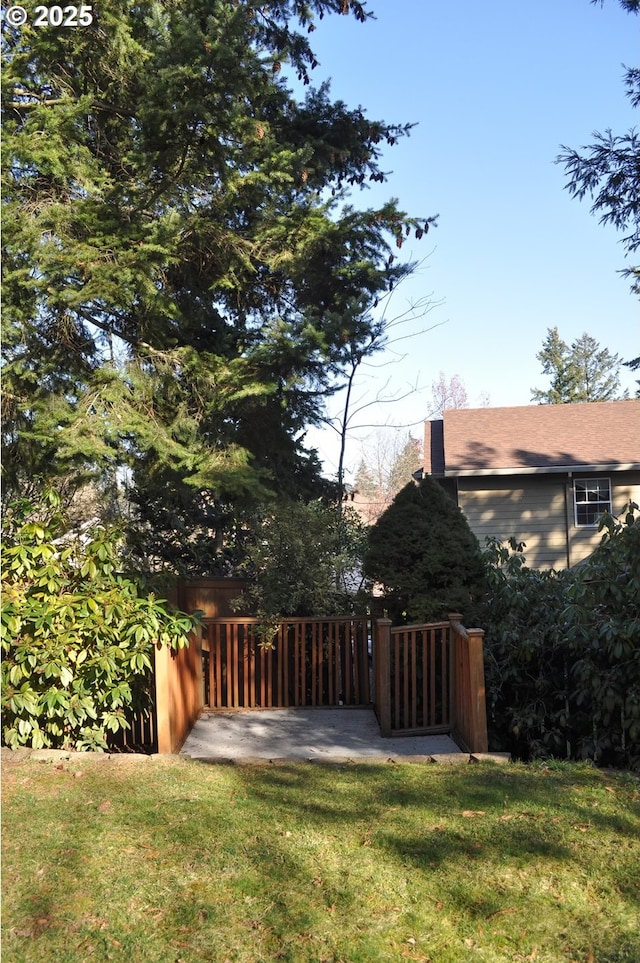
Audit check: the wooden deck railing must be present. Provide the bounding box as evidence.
[373,614,488,753]
[202,617,371,710]
[131,575,489,755]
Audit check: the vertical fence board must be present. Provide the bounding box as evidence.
[422,629,430,728]
[213,624,221,708]
[318,621,324,706]
[425,629,436,726]
[338,622,344,703]
[393,633,400,730]
[243,626,250,708]
[282,624,289,706]
[312,622,318,706]
[402,632,409,730]
[410,630,417,729]
[297,622,305,706]
[351,623,360,705]
[343,621,351,706]
[267,636,274,708]
[260,634,267,707]
[441,632,448,725]
[251,626,258,708]
[232,623,240,708]
[327,621,334,705]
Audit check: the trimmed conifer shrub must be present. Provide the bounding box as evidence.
[363,477,486,624]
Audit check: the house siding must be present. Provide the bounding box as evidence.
[456,471,640,569]
[458,476,569,569]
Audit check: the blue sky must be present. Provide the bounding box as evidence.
[300,0,639,481]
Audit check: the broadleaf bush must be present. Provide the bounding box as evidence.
[482,504,640,768]
[234,500,370,626]
[1,494,197,751]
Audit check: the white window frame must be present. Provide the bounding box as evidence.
[573,477,612,528]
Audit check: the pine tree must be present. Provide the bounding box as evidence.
[530,328,577,404]
[1,1,435,537]
[531,328,625,403]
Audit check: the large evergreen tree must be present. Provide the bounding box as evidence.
[1,1,434,558]
[531,327,626,403]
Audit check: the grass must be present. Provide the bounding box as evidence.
[2,754,639,963]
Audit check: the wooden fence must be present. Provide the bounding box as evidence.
[112,579,488,754]
[108,690,158,754]
[202,617,370,710]
[373,614,488,752]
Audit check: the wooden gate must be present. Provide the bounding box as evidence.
[386,621,452,734]
[373,614,488,752]
[202,617,371,710]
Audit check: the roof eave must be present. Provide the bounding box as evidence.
[441,463,640,478]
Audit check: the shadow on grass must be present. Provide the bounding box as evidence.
[3,759,639,963]
[225,759,640,831]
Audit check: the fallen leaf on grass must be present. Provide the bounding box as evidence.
[487,907,519,920]
[425,894,444,911]
[462,810,486,818]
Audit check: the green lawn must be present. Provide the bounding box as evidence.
[2,754,639,963]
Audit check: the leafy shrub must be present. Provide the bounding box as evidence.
[564,507,640,765]
[481,538,574,760]
[363,477,486,623]
[482,505,640,768]
[1,494,196,751]
[234,500,369,624]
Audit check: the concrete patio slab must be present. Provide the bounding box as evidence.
[179,707,464,763]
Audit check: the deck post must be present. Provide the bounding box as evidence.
[154,641,173,754]
[374,618,392,737]
[466,627,488,753]
[449,614,488,754]
[154,625,203,755]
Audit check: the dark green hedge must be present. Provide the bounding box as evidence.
[481,507,640,769]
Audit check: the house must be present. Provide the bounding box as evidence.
[422,399,640,569]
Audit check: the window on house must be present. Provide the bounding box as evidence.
[574,478,611,527]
